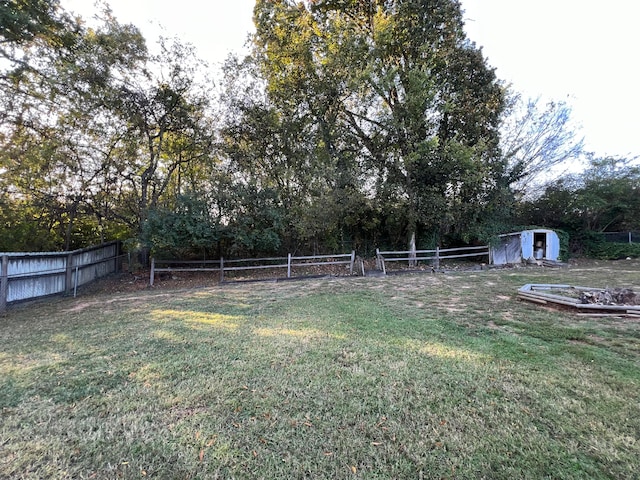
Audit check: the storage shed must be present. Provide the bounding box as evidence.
[491,229,560,265]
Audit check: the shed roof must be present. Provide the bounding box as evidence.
[498,229,556,237]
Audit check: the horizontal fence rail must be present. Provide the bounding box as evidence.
[376,245,490,274]
[0,242,121,312]
[150,252,356,285]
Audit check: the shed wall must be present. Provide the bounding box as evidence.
[490,229,560,265]
[492,235,522,265]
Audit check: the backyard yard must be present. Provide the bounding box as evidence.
[1,260,639,479]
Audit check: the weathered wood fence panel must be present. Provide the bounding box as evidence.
[0,242,121,312]
[71,243,119,288]
[150,252,356,285]
[376,245,490,274]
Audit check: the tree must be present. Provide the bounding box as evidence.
[249,0,507,252]
[518,155,640,234]
[220,32,366,254]
[0,7,150,250]
[577,155,640,232]
[0,193,62,251]
[111,39,215,235]
[0,0,82,125]
[0,0,72,45]
[501,93,584,198]
[1,1,217,252]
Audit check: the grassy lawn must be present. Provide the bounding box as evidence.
[1,260,639,479]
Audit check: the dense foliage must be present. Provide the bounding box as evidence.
[516,156,640,257]
[0,0,636,258]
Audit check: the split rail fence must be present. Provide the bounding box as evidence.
[0,242,121,312]
[150,251,357,285]
[376,245,490,274]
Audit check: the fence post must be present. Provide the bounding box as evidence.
[349,251,355,275]
[150,257,155,286]
[116,241,122,273]
[408,232,417,267]
[65,252,74,296]
[1,255,8,313]
[220,257,224,283]
[630,231,633,244]
[434,247,440,270]
[74,266,79,297]
[376,249,386,275]
[287,253,292,278]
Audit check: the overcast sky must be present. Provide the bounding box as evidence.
[62,0,640,159]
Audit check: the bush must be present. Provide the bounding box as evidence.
[583,241,640,260]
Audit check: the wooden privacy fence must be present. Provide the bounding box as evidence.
[376,245,490,274]
[0,242,121,312]
[150,252,357,285]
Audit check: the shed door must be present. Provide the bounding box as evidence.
[547,233,560,261]
[521,231,534,260]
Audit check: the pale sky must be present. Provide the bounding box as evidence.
[62,0,640,159]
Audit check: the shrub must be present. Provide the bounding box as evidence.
[583,240,640,260]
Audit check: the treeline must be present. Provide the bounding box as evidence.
[0,1,637,259]
[516,156,640,258]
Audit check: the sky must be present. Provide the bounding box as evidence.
[61,0,640,160]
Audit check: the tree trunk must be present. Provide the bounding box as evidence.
[64,201,78,251]
[408,231,417,267]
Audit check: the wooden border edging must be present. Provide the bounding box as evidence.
[518,284,640,316]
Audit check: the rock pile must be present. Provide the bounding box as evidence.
[579,288,638,306]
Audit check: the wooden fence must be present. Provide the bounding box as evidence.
[150,252,357,285]
[376,245,490,274]
[0,242,121,312]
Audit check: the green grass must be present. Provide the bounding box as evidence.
[1,260,639,479]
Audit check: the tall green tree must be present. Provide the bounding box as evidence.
[248,0,507,251]
[0,0,71,44]
[0,6,147,250]
[111,40,215,235]
[1,3,216,252]
[578,156,640,232]
[220,29,368,254]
